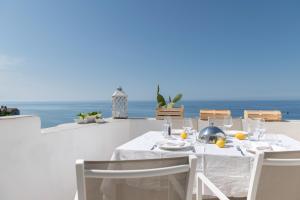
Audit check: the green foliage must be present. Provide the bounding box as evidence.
[77,111,102,119]
[95,114,102,119]
[0,106,11,116]
[172,94,182,103]
[0,111,10,116]
[157,94,166,107]
[156,85,183,108]
[88,111,100,116]
[77,113,87,119]
[167,102,175,108]
[157,85,166,107]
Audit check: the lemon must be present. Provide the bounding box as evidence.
[235,133,246,140]
[180,132,188,139]
[216,139,225,148]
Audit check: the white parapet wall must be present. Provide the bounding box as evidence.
[1,115,300,200]
[0,116,164,200]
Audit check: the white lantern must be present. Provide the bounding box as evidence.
[112,87,128,119]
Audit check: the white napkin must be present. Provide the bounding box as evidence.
[252,142,272,150]
[244,142,272,153]
[244,141,287,154]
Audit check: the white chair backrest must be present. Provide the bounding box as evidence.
[248,151,300,200]
[76,156,197,200]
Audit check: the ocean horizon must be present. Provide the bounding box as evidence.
[2,100,300,128]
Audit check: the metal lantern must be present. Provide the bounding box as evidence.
[112,87,128,119]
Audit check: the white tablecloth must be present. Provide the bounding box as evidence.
[111,131,300,197]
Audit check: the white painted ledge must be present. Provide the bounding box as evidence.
[0,115,35,120]
[41,117,159,134]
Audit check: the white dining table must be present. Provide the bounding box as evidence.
[111,131,300,197]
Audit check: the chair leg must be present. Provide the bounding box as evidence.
[197,176,202,200]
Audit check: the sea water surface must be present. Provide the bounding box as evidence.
[1,100,300,128]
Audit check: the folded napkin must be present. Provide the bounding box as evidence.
[244,141,287,154]
[243,142,272,154]
[252,142,272,150]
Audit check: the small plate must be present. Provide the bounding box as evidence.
[159,140,192,150]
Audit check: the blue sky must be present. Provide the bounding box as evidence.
[0,0,300,101]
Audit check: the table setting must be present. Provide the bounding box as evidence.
[111,117,300,197]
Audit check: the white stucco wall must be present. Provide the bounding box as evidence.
[0,116,165,200]
[1,116,300,200]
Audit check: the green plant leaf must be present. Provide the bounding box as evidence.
[157,102,163,107]
[167,102,175,108]
[172,94,182,103]
[95,113,102,119]
[77,113,87,119]
[157,84,160,95]
[157,94,166,107]
[77,113,84,117]
[88,111,99,116]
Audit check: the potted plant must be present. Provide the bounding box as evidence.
[156,85,184,120]
[75,111,103,124]
[89,111,104,123]
[75,113,88,124]
[86,112,97,123]
[95,113,105,123]
[0,106,20,116]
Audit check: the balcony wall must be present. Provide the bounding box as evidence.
[0,116,300,200]
[0,116,163,200]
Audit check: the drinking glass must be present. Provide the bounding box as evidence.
[162,123,170,138]
[183,118,193,134]
[187,129,198,145]
[245,118,255,140]
[244,118,252,132]
[223,116,233,132]
[254,118,266,141]
[162,117,172,138]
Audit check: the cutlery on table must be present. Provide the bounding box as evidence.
[150,144,157,150]
[236,145,245,156]
[191,146,196,153]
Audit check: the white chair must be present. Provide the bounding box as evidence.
[197,151,300,200]
[75,155,197,200]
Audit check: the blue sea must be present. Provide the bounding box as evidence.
[1,100,300,128]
